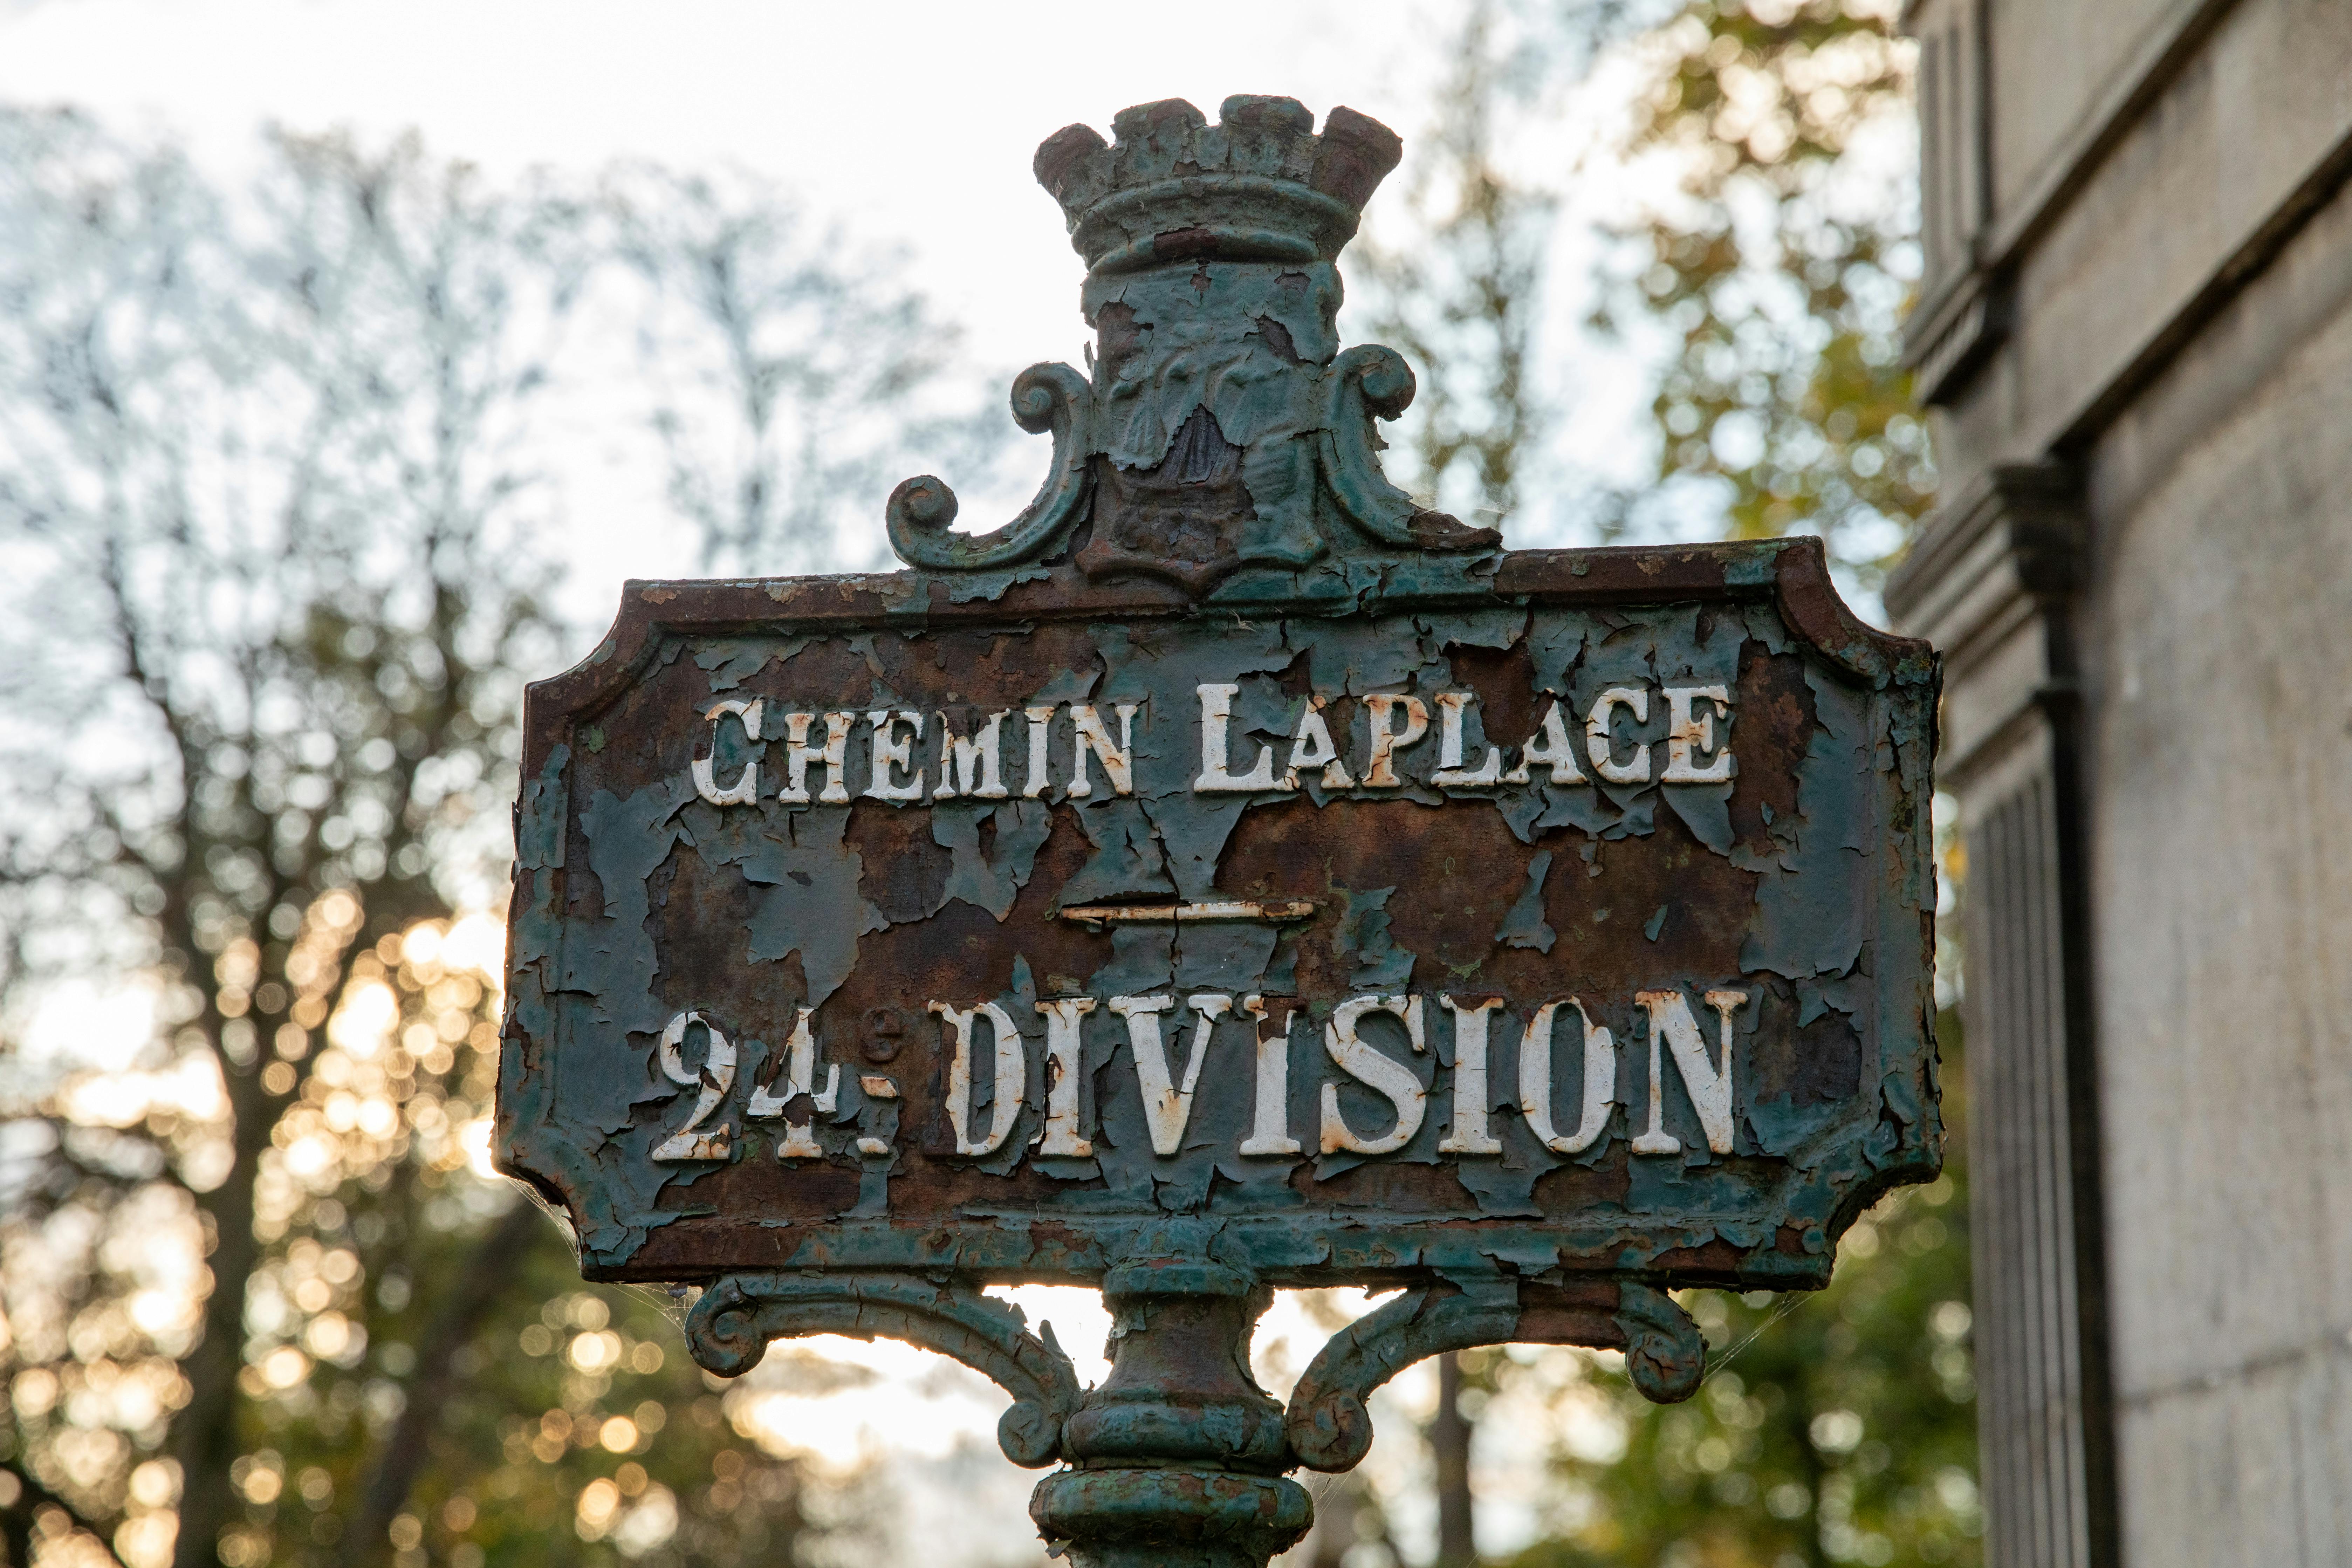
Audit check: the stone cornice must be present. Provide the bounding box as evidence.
[1884,462,2084,781]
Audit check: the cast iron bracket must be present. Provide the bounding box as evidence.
[684,1265,1703,1568]
[1284,1273,1705,1471]
[683,1270,1083,1467]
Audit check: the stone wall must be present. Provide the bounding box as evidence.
[2082,172,2352,1566]
[1888,1,2352,1562]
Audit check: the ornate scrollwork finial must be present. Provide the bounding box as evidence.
[887,97,1501,596]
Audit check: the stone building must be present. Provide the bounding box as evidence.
[1885,2,2352,1565]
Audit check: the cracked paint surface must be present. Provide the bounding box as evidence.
[496,95,1940,1302]
[498,565,1939,1289]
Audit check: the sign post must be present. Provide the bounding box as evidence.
[498,96,1942,1568]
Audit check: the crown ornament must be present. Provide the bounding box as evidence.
[1035,96,1404,275]
[888,96,1500,597]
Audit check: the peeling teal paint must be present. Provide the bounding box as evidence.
[502,121,1956,1561]
[495,105,1943,1500]
[503,577,1938,1288]
[1496,852,1556,953]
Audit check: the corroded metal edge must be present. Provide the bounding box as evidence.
[523,537,1929,773]
[492,530,1943,1290]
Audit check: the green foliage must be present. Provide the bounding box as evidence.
[1596,0,1935,587]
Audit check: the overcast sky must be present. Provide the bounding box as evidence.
[0,0,1484,388]
[0,0,1672,616]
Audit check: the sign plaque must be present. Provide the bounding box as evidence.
[498,96,1940,1568]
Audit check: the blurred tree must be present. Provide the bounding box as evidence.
[1354,0,1557,534]
[0,110,973,1568]
[1595,0,1933,591]
[599,166,998,576]
[1371,0,1932,583]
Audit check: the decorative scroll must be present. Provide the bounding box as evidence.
[1315,345,1500,553]
[1283,1275,1705,1472]
[884,94,1510,591]
[683,1271,1082,1467]
[886,362,1096,573]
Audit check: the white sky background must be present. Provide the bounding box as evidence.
[0,4,1667,1562]
[0,0,1678,640]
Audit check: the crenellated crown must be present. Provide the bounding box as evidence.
[1034,96,1403,277]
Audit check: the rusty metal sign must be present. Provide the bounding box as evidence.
[497,95,1940,1563]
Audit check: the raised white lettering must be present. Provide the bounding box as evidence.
[1586,687,1651,785]
[1023,704,1056,799]
[1431,693,1503,788]
[746,1007,840,1158]
[1320,993,1426,1154]
[650,1010,736,1162]
[931,999,1025,1157]
[1631,988,1746,1155]
[710,676,1740,815]
[780,711,853,804]
[1111,993,1226,1156]
[1436,995,1503,1154]
[1237,994,1301,1156]
[1035,997,1096,1157]
[691,699,763,807]
[1069,703,1140,797]
[1504,700,1586,785]
[1661,685,1734,783]
[1194,685,1278,792]
[937,710,1009,800]
[1362,694,1429,788]
[1285,697,1353,789]
[864,710,926,802]
[1518,998,1614,1155]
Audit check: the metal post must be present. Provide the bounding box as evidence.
[1033,1266,1310,1568]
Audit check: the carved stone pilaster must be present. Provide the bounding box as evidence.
[1886,465,2118,1568]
